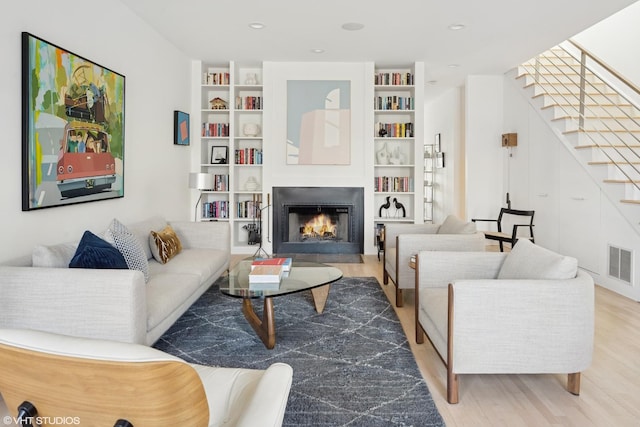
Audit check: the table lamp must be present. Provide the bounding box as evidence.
[189,173,215,221]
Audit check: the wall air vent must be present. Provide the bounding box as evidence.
[608,245,632,285]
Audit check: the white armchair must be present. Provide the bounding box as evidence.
[383,215,485,307]
[414,240,594,403]
[0,328,293,426]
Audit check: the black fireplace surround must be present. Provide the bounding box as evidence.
[273,187,364,254]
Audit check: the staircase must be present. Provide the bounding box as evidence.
[515,40,640,220]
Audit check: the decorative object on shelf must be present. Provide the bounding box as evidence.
[376,143,390,165]
[435,133,441,152]
[211,146,228,164]
[174,110,190,146]
[389,146,405,165]
[209,97,228,110]
[188,173,215,221]
[378,127,388,137]
[379,196,391,218]
[245,73,257,85]
[244,176,260,191]
[393,198,406,217]
[286,80,351,165]
[21,32,125,211]
[242,123,261,137]
[436,152,445,169]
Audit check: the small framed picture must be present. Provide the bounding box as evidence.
[435,133,441,153]
[436,152,445,168]
[174,111,190,146]
[211,146,228,164]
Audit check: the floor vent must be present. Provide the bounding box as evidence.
[608,245,632,284]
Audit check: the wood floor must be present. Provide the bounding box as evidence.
[255,254,640,427]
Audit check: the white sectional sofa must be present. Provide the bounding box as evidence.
[0,217,230,345]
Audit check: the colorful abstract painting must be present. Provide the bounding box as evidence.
[286,80,351,165]
[21,32,125,210]
[174,110,190,146]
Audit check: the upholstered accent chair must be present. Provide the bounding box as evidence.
[383,215,485,307]
[0,329,293,427]
[414,239,594,403]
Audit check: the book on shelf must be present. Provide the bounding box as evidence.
[251,257,292,272]
[249,265,285,284]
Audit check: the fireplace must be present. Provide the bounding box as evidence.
[273,187,364,254]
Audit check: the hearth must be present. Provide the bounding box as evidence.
[273,187,364,254]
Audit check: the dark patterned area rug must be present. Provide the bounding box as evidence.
[154,277,445,427]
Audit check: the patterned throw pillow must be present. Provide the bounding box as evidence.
[104,218,150,282]
[149,225,183,264]
[69,231,128,269]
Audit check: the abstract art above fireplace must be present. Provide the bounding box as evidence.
[286,80,351,165]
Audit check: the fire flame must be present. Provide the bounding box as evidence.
[302,214,336,237]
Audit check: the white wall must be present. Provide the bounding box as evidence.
[464,76,506,224]
[0,0,192,263]
[262,62,373,254]
[424,87,466,221]
[572,1,640,86]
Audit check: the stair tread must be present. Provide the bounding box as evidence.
[576,144,640,149]
[588,160,640,165]
[564,129,640,134]
[554,115,640,120]
[540,100,632,107]
[621,199,640,204]
[604,179,640,183]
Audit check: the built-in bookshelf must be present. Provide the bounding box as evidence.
[194,61,264,253]
[373,63,424,226]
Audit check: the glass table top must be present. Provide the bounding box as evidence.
[219,259,343,299]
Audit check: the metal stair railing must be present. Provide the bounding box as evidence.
[522,41,640,197]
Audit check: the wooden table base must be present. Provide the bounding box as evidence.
[242,284,331,349]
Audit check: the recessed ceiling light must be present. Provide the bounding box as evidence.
[249,22,265,29]
[448,23,465,31]
[342,22,365,31]
[311,48,325,54]
[448,64,460,68]
[427,80,438,85]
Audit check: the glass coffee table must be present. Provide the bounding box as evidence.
[219,259,343,349]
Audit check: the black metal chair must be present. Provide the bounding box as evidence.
[472,208,535,251]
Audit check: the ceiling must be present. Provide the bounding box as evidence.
[119,0,637,91]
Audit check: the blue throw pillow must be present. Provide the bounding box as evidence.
[69,231,128,269]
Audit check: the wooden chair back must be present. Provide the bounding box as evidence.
[472,208,535,251]
[497,208,535,237]
[0,339,209,426]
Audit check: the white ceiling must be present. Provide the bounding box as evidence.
[119,0,637,90]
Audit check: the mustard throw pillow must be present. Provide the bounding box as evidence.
[149,225,183,264]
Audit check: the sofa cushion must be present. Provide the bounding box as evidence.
[437,215,476,234]
[497,239,578,280]
[104,218,150,282]
[32,242,78,268]
[149,225,183,264]
[69,231,128,270]
[148,248,227,286]
[146,272,202,331]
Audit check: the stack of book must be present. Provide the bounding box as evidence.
[248,257,292,290]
